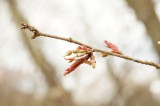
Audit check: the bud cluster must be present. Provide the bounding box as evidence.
[64,46,96,76]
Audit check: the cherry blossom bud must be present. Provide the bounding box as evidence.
[91,61,96,68]
[77,46,83,50]
[72,50,79,53]
[65,50,72,56]
[82,46,88,50]
[64,57,75,61]
[76,53,86,57]
[64,53,92,76]
[64,46,95,76]
[90,54,96,68]
[104,40,122,54]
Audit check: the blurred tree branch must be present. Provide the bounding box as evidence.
[21,23,160,69]
[7,0,75,105]
[106,60,126,106]
[7,0,58,88]
[106,60,159,106]
[126,0,160,58]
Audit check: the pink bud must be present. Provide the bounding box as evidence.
[104,40,122,54]
[64,53,92,76]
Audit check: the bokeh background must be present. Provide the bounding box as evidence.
[0,0,160,106]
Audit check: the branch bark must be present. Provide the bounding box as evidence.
[21,23,160,69]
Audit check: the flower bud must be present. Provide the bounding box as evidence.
[76,53,86,57]
[72,50,79,53]
[64,57,75,61]
[77,46,83,50]
[65,50,72,56]
[82,46,88,50]
[90,60,96,68]
[92,62,96,68]
[78,50,87,53]
[68,59,74,63]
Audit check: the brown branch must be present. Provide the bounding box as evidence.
[21,23,160,69]
[126,0,160,57]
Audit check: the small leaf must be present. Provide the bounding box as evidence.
[64,53,92,76]
[104,40,122,54]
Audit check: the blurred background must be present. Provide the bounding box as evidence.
[0,0,160,106]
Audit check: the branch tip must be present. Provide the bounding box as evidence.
[21,23,40,39]
[21,23,28,29]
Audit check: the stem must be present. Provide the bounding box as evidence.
[21,23,160,69]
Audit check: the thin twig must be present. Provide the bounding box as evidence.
[21,23,160,69]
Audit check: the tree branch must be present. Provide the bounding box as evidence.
[21,23,160,69]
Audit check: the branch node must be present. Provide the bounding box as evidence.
[100,53,109,57]
[21,23,40,39]
[68,37,73,42]
[21,23,28,29]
